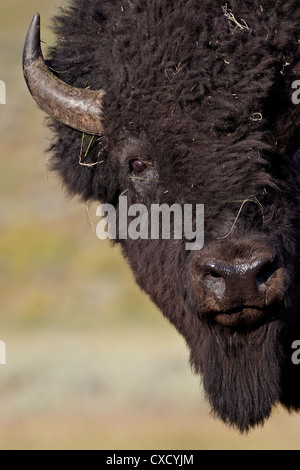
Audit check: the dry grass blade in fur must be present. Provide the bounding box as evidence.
[219,196,264,239]
[79,133,105,167]
[222,4,252,33]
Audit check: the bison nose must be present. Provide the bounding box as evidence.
[197,255,278,303]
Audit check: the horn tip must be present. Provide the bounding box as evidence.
[27,12,41,38]
[23,13,42,67]
[31,13,41,29]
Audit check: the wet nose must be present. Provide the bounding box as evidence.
[196,255,278,303]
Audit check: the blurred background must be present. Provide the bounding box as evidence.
[1,0,300,450]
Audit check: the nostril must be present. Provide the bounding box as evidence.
[256,257,278,287]
[198,264,225,280]
[197,264,226,299]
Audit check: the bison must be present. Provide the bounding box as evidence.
[23,0,300,432]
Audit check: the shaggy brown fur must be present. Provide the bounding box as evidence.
[32,0,300,431]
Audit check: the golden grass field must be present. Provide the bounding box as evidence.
[1,0,300,450]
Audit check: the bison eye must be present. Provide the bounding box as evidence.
[130,159,148,174]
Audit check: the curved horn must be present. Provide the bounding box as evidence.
[23,13,105,135]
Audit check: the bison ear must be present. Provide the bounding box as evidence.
[48,123,114,202]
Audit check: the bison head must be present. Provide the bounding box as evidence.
[23,0,300,432]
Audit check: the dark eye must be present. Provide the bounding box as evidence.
[130,159,148,174]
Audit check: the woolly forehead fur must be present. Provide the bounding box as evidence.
[49,0,300,209]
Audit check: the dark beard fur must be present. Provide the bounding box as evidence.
[190,320,285,433]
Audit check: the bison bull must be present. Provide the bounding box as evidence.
[23,0,300,432]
